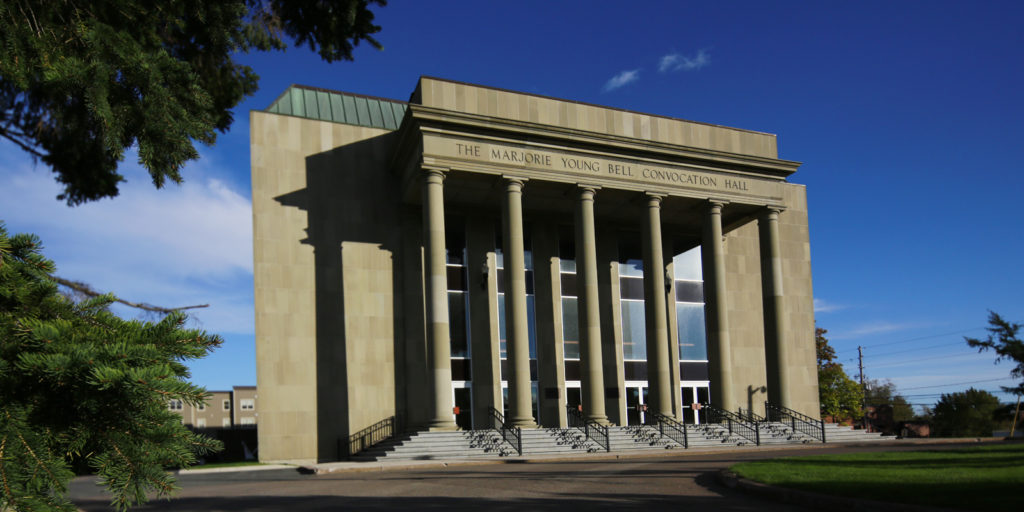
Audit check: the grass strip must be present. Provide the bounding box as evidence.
[730,443,1024,511]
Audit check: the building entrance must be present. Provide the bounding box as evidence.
[681,385,710,425]
[453,383,472,430]
[625,383,649,425]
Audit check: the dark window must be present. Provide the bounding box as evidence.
[619,277,645,300]
[675,281,704,303]
[560,273,578,297]
[447,266,466,291]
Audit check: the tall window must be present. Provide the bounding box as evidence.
[496,232,539,422]
[495,244,536,360]
[673,247,707,361]
[618,258,646,361]
[447,225,470,358]
[559,238,579,360]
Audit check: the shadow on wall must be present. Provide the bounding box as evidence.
[273,131,414,461]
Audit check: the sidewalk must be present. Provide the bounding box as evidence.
[300,436,1003,475]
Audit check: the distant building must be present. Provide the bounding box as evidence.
[232,386,258,428]
[168,385,257,429]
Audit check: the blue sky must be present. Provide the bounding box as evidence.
[2,1,1022,407]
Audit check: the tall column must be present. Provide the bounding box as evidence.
[502,177,536,427]
[760,207,791,409]
[702,200,736,412]
[642,193,672,419]
[575,186,609,424]
[423,169,456,430]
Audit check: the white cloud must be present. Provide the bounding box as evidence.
[0,142,254,335]
[813,298,846,313]
[829,321,925,340]
[603,69,640,92]
[659,49,711,72]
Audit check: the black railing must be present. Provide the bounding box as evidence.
[566,405,610,452]
[489,406,523,455]
[652,412,688,449]
[340,416,395,459]
[738,407,765,423]
[701,403,760,445]
[765,402,826,443]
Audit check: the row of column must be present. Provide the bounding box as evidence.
[423,168,791,430]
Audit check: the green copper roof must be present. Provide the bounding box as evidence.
[265,85,407,130]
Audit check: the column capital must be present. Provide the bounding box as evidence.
[577,185,600,201]
[422,167,447,183]
[707,199,729,212]
[502,175,529,187]
[763,205,786,217]
[643,192,665,206]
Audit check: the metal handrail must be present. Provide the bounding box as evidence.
[489,406,523,455]
[765,402,826,443]
[738,407,766,423]
[340,416,395,459]
[566,405,610,452]
[652,412,688,448]
[700,403,760,445]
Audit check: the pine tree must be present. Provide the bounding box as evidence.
[0,0,385,205]
[0,223,223,511]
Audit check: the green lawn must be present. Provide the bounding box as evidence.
[730,443,1024,511]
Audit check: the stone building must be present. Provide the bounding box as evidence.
[250,77,817,464]
[168,385,257,429]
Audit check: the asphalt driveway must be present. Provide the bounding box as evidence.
[69,442,985,512]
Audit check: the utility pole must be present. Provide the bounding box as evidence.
[858,346,868,431]
[1011,394,1021,438]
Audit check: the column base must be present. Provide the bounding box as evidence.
[585,415,611,426]
[509,417,538,429]
[424,420,458,431]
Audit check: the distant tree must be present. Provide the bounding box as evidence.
[965,311,1024,395]
[865,379,914,422]
[931,388,1002,437]
[0,0,385,205]
[0,224,222,511]
[816,327,862,422]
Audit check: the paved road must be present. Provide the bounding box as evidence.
[68,443,978,512]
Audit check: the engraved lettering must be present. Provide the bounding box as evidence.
[561,157,600,172]
[455,143,480,156]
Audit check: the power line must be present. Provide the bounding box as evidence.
[863,340,970,358]
[897,377,1014,391]
[858,327,987,348]
[869,352,985,369]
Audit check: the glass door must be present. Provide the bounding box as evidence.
[625,383,649,425]
[453,384,472,430]
[565,382,582,413]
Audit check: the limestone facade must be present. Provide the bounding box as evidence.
[251,77,817,464]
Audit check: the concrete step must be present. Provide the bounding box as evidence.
[823,424,898,443]
[351,420,896,461]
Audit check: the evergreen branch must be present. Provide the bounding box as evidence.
[14,428,60,489]
[0,125,45,158]
[53,276,209,313]
[0,436,17,509]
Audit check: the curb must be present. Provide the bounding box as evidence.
[177,463,297,475]
[300,440,881,475]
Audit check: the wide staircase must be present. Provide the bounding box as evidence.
[823,423,898,443]
[348,404,894,462]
